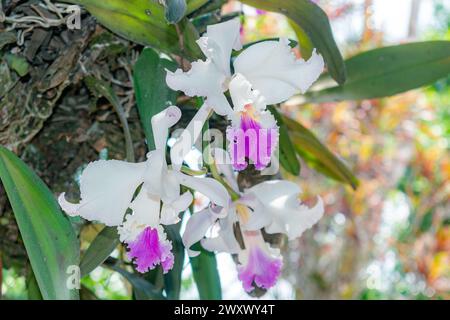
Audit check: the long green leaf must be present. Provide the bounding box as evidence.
[0,146,79,300]
[80,226,120,277]
[283,117,358,189]
[289,19,314,60]
[189,243,222,300]
[241,0,346,85]
[62,0,201,59]
[186,0,209,15]
[108,263,166,300]
[305,41,450,103]
[133,47,178,150]
[165,0,187,23]
[268,106,300,176]
[163,225,185,300]
[26,269,43,300]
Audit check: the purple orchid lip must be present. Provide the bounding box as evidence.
[237,240,283,292]
[227,111,278,171]
[127,226,174,274]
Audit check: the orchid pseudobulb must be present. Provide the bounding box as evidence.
[166,19,324,171]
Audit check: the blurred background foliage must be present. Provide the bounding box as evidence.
[238,0,449,300]
[1,0,449,300]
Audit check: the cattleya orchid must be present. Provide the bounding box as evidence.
[183,149,324,293]
[166,19,324,171]
[58,106,230,273]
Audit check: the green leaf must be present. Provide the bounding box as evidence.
[241,0,346,85]
[186,0,209,15]
[289,19,314,60]
[187,0,227,17]
[189,243,222,299]
[61,0,201,59]
[165,0,187,23]
[268,106,300,176]
[79,285,99,300]
[26,269,43,300]
[133,47,178,150]
[163,224,185,300]
[80,226,120,277]
[5,53,29,77]
[282,117,358,189]
[0,146,79,300]
[108,263,166,300]
[305,41,450,103]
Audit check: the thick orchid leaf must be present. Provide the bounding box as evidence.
[289,19,314,60]
[268,106,300,176]
[282,117,359,189]
[80,226,120,277]
[163,224,185,300]
[165,0,187,23]
[133,47,178,150]
[0,146,79,300]
[189,243,222,299]
[26,270,43,300]
[186,0,209,15]
[61,0,201,59]
[241,0,346,85]
[305,41,450,103]
[108,263,166,300]
[187,0,227,17]
[79,285,99,300]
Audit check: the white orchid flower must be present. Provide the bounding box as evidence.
[182,149,324,292]
[58,106,230,274]
[166,19,324,171]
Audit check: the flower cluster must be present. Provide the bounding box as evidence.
[59,19,325,294]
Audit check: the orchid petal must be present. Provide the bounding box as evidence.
[182,208,217,257]
[265,195,324,240]
[175,171,230,208]
[58,160,146,226]
[229,73,266,113]
[151,105,181,150]
[166,60,232,116]
[237,231,282,292]
[201,210,241,254]
[238,196,271,231]
[234,39,324,104]
[170,103,211,170]
[143,149,165,195]
[166,19,241,115]
[128,188,161,228]
[127,225,174,274]
[161,170,182,203]
[249,180,324,239]
[197,18,242,76]
[160,191,193,225]
[248,180,301,202]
